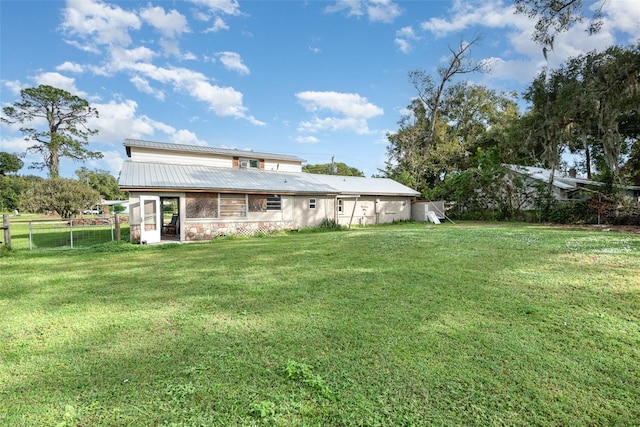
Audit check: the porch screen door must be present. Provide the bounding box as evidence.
[140,195,161,244]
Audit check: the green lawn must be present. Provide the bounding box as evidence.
[1,223,639,426]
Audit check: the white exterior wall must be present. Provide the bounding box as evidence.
[128,191,414,242]
[336,196,412,226]
[130,147,302,171]
[130,148,232,168]
[263,160,302,173]
[290,195,335,228]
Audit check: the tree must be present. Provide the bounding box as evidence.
[0,174,43,212]
[522,43,640,187]
[408,37,487,157]
[1,85,102,178]
[514,0,605,52]
[382,83,519,195]
[75,167,128,200]
[303,162,364,177]
[19,178,100,218]
[0,152,23,176]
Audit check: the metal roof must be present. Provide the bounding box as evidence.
[507,165,576,190]
[124,139,306,163]
[303,173,421,196]
[119,161,420,196]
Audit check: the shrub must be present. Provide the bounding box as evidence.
[318,218,343,231]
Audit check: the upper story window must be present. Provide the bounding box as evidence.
[239,158,259,169]
[309,198,316,209]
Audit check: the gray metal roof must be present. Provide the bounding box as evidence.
[119,161,420,196]
[124,139,306,163]
[303,173,421,196]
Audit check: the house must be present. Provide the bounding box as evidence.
[506,164,640,208]
[118,139,420,243]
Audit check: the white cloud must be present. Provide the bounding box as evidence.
[56,61,85,73]
[159,39,182,58]
[188,0,240,32]
[90,99,155,141]
[204,16,230,33]
[216,51,250,75]
[35,72,86,96]
[416,0,635,90]
[2,80,24,96]
[90,149,125,177]
[0,136,32,154]
[108,46,157,72]
[140,5,189,39]
[296,91,383,135]
[325,0,402,23]
[601,0,640,40]
[58,0,260,126]
[394,26,420,54]
[295,136,320,144]
[187,0,242,16]
[123,62,263,124]
[297,91,383,119]
[394,38,412,54]
[130,76,165,100]
[367,0,403,23]
[325,0,364,18]
[172,129,208,146]
[396,26,419,40]
[298,117,375,135]
[61,0,141,48]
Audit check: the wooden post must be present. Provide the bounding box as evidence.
[114,213,121,241]
[2,214,10,248]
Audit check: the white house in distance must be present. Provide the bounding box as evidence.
[506,164,640,206]
[118,139,420,243]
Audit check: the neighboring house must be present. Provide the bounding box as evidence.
[118,139,420,243]
[506,165,640,208]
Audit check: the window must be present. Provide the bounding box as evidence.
[338,199,344,213]
[239,158,259,169]
[248,195,267,212]
[309,198,316,209]
[219,193,246,217]
[186,193,218,218]
[266,195,281,211]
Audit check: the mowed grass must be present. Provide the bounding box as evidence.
[0,223,639,426]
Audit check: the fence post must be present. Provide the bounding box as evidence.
[114,213,121,241]
[70,219,74,249]
[2,214,10,249]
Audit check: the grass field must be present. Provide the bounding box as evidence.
[1,222,639,426]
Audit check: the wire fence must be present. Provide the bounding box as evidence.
[28,218,115,251]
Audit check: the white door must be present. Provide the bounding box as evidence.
[140,195,161,244]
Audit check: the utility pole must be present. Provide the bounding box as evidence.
[330,155,337,175]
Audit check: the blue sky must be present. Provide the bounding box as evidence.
[1,0,639,179]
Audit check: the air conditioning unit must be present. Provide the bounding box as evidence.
[239,160,248,168]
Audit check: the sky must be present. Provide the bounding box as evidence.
[1,0,639,180]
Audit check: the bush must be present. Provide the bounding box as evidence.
[318,218,343,231]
